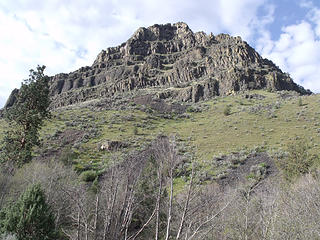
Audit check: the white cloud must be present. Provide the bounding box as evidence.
[300,0,314,8]
[216,0,274,41]
[0,0,274,107]
[258,4,320,93]
[306,5,320,38]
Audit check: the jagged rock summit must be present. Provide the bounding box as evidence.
[7,22,311,109]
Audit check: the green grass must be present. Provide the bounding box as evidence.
[2,90,320,174]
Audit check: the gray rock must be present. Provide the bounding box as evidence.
[4,88,19,108]
[10,22,312,109]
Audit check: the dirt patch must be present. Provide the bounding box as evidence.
[36,129,85,162]
[56,129,84,145]
[216,152,278,188]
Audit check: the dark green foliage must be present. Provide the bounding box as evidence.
[276,138,318,182]
[80,170,97,182]
[0,184,57,240]
[2,66,50,165]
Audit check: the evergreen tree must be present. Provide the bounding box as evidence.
[0,184,57,240]
[2,65,50,165]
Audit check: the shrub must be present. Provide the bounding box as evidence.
[133,126,139,135]
[60,147,78,165]
[80,170,97,182]
[223,105,232,116]
[246,173,256,180]
[275,138,318,182]
[186,106,195,113]
[259,163,267,168]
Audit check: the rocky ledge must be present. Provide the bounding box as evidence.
[5,22,311,109]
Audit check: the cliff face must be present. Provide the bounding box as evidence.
[40,22,310,108]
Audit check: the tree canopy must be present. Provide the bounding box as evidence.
[2,65,50,165]
[0,184,57,240]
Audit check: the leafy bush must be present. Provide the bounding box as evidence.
[223,105,231,116]
[80,170,97,182]
[275,138,318,182]
[246,173,256,180]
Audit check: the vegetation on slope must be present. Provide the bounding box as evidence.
[0,88,320,239]
[22,89,320,176]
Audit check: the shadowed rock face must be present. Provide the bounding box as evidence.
[22,22,313,108]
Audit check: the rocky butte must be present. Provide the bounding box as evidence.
[5,22,311,109]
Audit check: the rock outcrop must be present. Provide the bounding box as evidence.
[3,88,19,109]
[13,22,313,109]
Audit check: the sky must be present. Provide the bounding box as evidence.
[1,0,320,107]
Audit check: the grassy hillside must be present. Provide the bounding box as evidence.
[1,90,315,177]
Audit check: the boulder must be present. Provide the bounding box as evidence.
[100,140,127,151]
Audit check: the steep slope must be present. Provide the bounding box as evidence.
[2,90,316,176]
[47,22,309,109]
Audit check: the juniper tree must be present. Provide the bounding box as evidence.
[0,184,57,240]
[2,65,50,165]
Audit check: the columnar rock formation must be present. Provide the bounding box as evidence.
[6,22,310,109]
